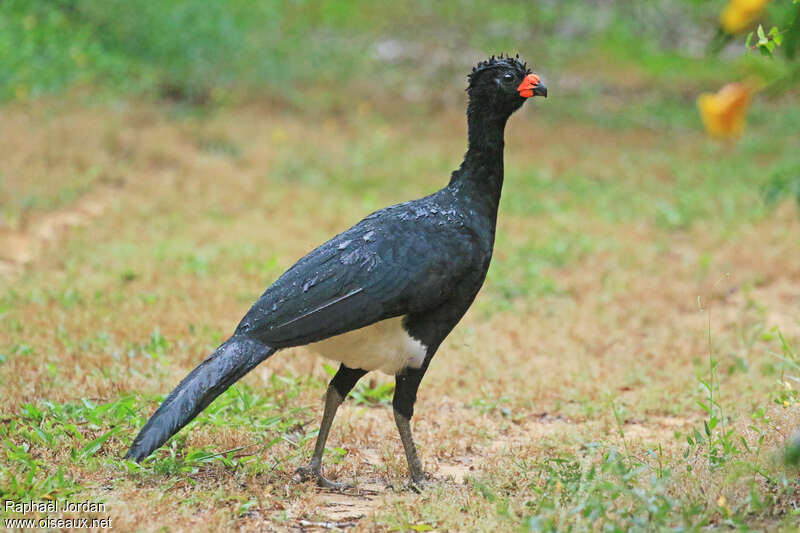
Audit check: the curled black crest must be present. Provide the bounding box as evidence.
[467,54,531,89]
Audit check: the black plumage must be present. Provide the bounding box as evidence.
[237,198,482,351]
[125,54,546,487]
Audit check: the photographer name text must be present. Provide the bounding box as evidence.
[5,499,107,514]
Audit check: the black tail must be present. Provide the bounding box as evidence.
[125,335,276,462]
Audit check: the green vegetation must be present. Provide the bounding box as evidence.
[4,0,793,103]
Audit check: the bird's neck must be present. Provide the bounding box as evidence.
[448,100,509,214]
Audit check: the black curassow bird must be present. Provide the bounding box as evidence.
[125,55,546,487]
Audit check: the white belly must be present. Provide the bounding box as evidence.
[308,316,428,375]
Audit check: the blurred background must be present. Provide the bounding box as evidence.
[1,0,799,231]
[1,1,800,531]
[1,1,798,113]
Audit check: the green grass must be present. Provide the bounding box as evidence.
[4,0,792,104]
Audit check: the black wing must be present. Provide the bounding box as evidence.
[237,200,481,347]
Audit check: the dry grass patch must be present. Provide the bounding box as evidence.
[1,97,799,530]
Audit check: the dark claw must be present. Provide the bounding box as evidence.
[295,465,351,490]
[409,472,432,492]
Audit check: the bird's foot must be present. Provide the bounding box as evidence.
[294,465,351,490]
[408,473,433,493]
[387,472,432,493]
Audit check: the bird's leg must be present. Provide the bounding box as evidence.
[296,386,345,489]
[393,409,425,485]
[393,367,429,488]
[296,364,366,489]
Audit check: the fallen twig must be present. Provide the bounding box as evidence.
[298,519,359,530]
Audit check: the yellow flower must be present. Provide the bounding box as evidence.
[697,83,754,139]
[720,0,771,34]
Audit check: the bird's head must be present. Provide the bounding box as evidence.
[467,54,546,115]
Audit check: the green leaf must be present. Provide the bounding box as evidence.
[33,426,53,447]
[693,427,706,445]
[22,404,43,422]
[740,436,751,454]
[757,24,767,42]
[409,524,434,532]
[79,428,118,460]
[238,499,257,516]
[769,26,783,46]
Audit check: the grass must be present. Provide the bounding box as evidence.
[2,1,800,531]
[4,0,795,105]
[1,89,799,529]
